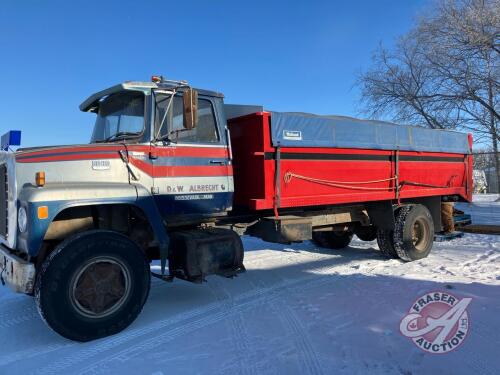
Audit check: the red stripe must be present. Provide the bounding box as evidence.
[129,158,153,176]
[129,158,232,177]
[15,153,232,179]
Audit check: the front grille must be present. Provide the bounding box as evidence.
[0,164,7,238]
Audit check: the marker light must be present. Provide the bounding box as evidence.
[38,206,49,220]
[35,171,45,187]
[151,75,163,83]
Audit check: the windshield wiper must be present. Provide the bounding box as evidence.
[96,131,141,143]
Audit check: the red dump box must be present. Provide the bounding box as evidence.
[228,111,473,212]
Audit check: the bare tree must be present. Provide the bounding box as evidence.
[473,148,497,170]
[357,0,500,189]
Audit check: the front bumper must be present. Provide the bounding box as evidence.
[0,244,35,294]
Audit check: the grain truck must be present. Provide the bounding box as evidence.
[0,77,473,341]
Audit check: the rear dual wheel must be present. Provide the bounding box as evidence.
[376,228,399,258]
[377,205,434,261]
[312,230,353,249]
[354,226,377,242]
[393,205,434,261]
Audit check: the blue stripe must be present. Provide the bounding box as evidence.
[152,157,227,167]
[154,192,232,216]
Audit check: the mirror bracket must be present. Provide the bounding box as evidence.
[183,89,198,130]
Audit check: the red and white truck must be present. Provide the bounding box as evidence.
[0,77,472,341]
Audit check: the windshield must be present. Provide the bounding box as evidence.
[90,92,145,143]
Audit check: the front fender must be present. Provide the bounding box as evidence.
[17,182,169,257]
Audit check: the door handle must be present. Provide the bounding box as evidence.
[210,160,226,165]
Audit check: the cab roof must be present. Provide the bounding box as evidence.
[79,80,224,113]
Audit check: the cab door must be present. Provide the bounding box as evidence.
[151,93,233,219]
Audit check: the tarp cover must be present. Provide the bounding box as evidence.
[270,112,470,154]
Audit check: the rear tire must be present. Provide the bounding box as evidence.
[35,230,151,342]
[394,204,434,261]
[354,226,377,241]
[376,205,411,259]
[312,230,353,249]
[376,229,399,259]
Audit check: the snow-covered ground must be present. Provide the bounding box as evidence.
[0,196,498,375]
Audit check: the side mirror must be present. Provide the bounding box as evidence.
[183,88,198,130]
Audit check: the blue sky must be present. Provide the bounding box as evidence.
[0,0,427,147]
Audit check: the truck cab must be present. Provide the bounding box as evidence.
[81,77,234,222]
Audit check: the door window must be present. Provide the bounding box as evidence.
[155,95,219,143]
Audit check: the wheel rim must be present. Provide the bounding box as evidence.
[69,256,131,319]
[412,218,430,252]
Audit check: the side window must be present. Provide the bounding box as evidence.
[156,95,219,143]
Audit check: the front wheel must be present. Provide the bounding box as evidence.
[35,230,151,342]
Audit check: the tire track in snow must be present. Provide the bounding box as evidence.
[0,311,39,329]
[1,251,322,369]
[208,278,258,375]
[37,266,339,375]
[0,251,333,372]
[75,274,337,375]
[31,252,342,375]
[0,343,74,367]
[0,301,77,368]
[29,251,338,374]
[0,304,39,329]
[272,301,325,375]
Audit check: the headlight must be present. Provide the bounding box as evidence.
[18,207,27,233]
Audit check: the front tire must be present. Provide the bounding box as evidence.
[35,230,151,342]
